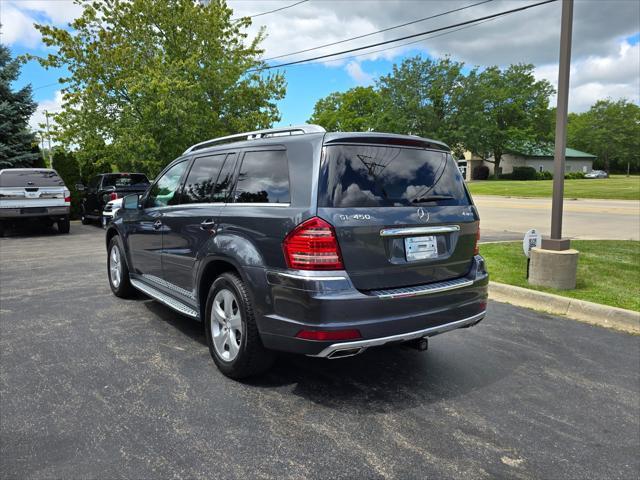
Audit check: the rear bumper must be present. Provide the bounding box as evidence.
[248,256,489,356]
[0,206,69,219]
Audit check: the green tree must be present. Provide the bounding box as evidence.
[308,86,381,131]
[33,0,286,176]
[376,56,466,145]
[51,149,82,218]
[456,64,554,175]
[0,44,40,168]
[567,99,640,173]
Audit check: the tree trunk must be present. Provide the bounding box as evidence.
[604,151,609,174]
[494,151,502,177]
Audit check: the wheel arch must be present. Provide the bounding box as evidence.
[197,257,244,320]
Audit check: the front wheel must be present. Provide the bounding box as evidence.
[107,236,135,298]
[81,207,91,225]
[205,272,274,379]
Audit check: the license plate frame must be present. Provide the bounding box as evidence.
[405,235,438,261]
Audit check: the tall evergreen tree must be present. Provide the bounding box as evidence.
[0,44,40,168]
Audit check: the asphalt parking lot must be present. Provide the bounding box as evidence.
[1,223,639,479]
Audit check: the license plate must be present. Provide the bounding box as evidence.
[405,235,438,261]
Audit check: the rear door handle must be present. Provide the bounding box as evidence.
[200,219,217,231]
[153,219,162,230]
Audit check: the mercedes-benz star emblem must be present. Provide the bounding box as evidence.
[417,207,429,222]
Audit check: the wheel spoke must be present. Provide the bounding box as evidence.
[228,329,240,357]
[213,302,226,323]
[223,291,233,318]
[212,329,227,355]
[228,311,242,329]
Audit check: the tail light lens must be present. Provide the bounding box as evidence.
[296,329,362,341]
[109,192,119,201]
[283,217,344,270]
[473,224,480,256]
[64,189,71,203]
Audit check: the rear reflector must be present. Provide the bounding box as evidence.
[296,329,362,341]
[283,217,344,270]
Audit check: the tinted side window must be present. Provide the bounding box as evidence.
[182,154,227,204]
[234,150,290,204]
[145,161,188,208]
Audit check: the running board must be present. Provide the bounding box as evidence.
[130,279,199,319]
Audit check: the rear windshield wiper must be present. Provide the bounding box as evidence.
[412,195,455,203]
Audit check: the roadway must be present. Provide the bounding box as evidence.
[475,195,640,242]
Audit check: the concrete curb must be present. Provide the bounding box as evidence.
[489,282,640,334]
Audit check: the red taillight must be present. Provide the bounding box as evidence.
[64,189,71,203]
[296,329,362,341]
[283,217,344,270]
[473,225,480,256]
[109,192,119,201]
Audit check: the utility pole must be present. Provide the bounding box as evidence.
[44,110,53,168]
[542,0,573,251]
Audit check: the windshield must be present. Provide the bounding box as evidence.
[318,145,469,208]
[0,170,65,188]
[102,174,149,188]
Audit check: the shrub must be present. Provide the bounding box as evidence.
[499,173,513,180]
[536,170,553,180]
[565,171,586,179]
[512,166,538,180]
[473,165,490,180]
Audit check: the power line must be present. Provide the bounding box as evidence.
[280,16,501,69]
[262,0,494,61]
[252,0,557,71]
[233,0,309,20]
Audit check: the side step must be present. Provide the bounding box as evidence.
[130,279,199,319]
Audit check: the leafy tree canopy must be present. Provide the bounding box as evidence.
[0,44,40,169]
[33,0,286,176]
[567,99,640,172]
[308,86,381,132]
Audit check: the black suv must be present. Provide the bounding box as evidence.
[105,125,488,378]
[78,173,149,225]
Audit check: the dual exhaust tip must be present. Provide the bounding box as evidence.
[325,337,429,359]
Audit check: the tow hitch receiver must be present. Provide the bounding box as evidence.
[404,337,429,351]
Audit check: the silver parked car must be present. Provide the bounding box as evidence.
[585,170,608,179]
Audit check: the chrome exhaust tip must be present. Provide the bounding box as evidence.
[326,347,365,359]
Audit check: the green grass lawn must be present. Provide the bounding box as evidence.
[480,240,640,311]
[468,175,640,200]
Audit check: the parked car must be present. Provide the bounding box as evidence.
[105,125,488,378]
[77,173,149,225]
[0,168,71,236]
[102,197,123,228]
[585,170,608,179]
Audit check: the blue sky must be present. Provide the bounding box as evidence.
[3,0,639,132]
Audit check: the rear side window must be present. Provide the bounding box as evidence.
[102,174,149,188]
[233,150,290,204]
[318,145,469,207]
[182,153,236,204]
[0,170,65,187]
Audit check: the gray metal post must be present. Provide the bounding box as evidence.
[543,0,573,251]
[44,110,53,168]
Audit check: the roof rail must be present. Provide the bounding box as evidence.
[183,124,326,155]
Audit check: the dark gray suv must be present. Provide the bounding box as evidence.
[105,125,488,378]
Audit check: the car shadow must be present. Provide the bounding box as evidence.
[141,300,515,414]
[0,221,61,238]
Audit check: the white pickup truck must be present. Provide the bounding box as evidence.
[0,168,71,237]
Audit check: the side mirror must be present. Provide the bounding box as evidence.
[75,183,85,191]
[123,194,141,210]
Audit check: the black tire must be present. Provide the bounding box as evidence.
[107,236,135,298]
[205,272,274,379]
[81,207,91,225]
[57,216,70,234]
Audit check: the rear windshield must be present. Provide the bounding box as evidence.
[102,174,149,188]
[0,170,65,187]
[318,145,469,207]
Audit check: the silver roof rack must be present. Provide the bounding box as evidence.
[183,124,326,155]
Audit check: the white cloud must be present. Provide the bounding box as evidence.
[535,41,640,112]
[0,3,41,47]
[29,90,64,134]
[345,61,373,85]
[8,0,83,25]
